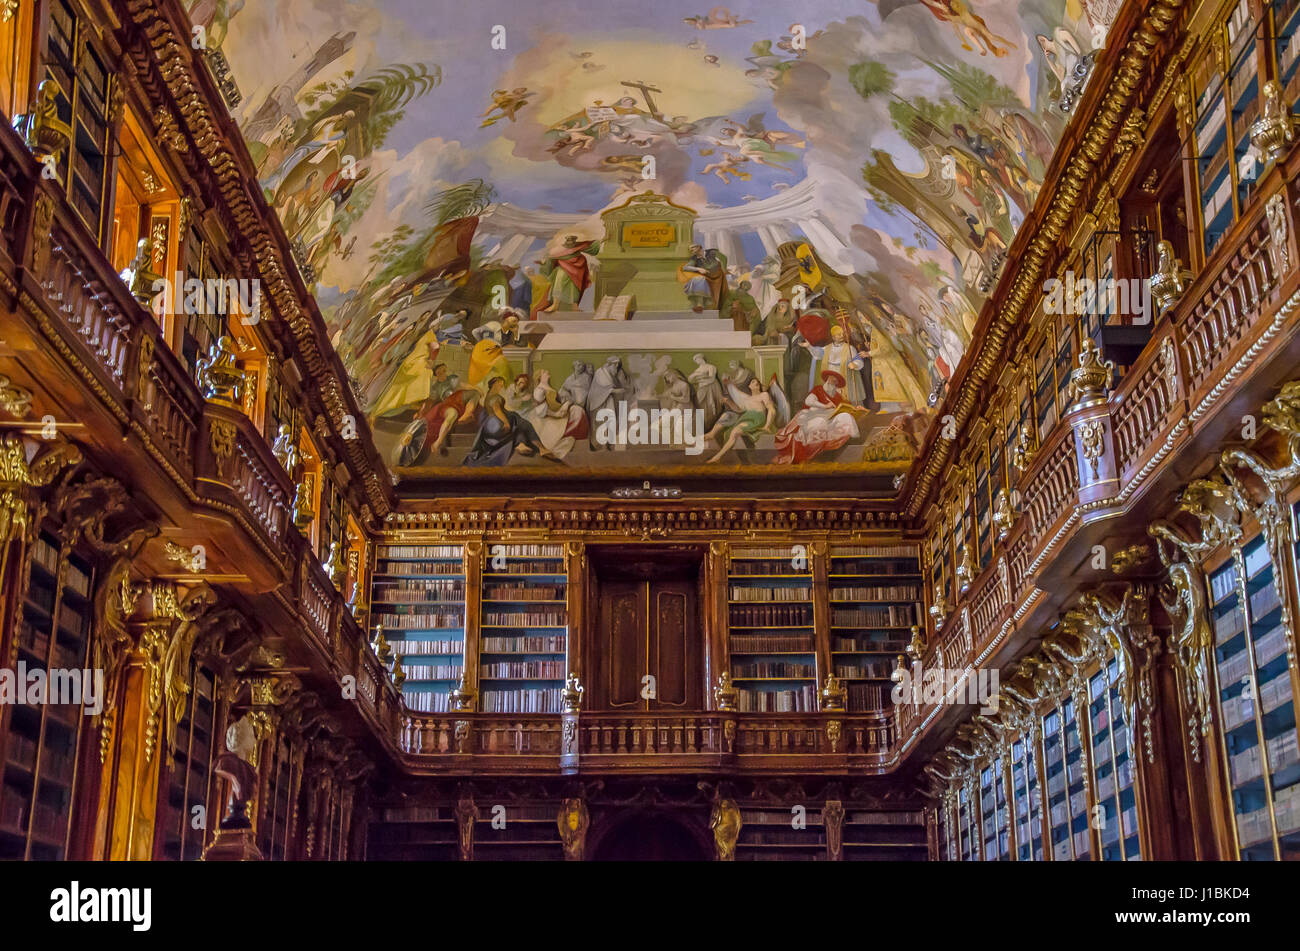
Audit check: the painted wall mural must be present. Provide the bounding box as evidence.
[208,0,1119,478]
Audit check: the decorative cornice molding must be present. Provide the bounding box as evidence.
[902,0,1189,520]
[117,0,391,519]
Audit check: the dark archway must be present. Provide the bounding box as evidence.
[588,809,711,861]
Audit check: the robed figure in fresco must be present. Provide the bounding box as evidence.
[679,245,728,312]
[539,234,601,311]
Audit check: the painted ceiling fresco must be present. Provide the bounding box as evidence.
[203,0,1116,480]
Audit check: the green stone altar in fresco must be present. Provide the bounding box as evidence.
[595,192,698,313]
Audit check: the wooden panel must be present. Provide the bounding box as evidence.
[651,585,691,707]
[600,582,643,709]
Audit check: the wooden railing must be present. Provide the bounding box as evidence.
[1180,205,1285,397]
[398,710,894,772]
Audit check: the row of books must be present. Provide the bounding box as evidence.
[733,662,815,679]
[831,545,918,558]
[729,586,811,602]
[830,585,919,601]
[831,559,919,576]
[483,562,566,575]
[372,580,465,602]
[481,635,566,653]
[389,639,462,656]
[834,663,891,679]
[729,562,810,576]
[377,545,462,559]
[0,785,27,833]
[483,586,564,601]
[482,612,566,627]
[376,612,464,630]
[31,537,59,575]
[491,544,563,558]
[735,687,817,712]
[833,636,905,653]
[831,605,914,627]
[405,691,452,713]
[847,683,889,711]
[855,810,925,825]
[731,547,800,559]
[376,561,464,577]
[481,661,565,680]
[481,688,563,713]
[4,734,38,769]
[729,605,813,627]
[399,664,462,681]
[729,634,814,653]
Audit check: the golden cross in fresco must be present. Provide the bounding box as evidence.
[620,79,663,120]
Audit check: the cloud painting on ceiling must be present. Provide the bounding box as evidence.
[204,0,1114,477]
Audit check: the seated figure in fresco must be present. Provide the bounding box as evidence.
[527,369,587,459]
[678,245,728,313]
[463,377,559,467]
[797,324,870,407]
[773,370,869,464]
[704,377,780,464]
[393,377,479,467]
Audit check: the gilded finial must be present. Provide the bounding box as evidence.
[714,671,737,711]
[820,674,846,712]
[561,672,584,712]
[1067,337,1114,406]
[1250,80,1297,163]
[449,673,475,712]
[13,79,70,164]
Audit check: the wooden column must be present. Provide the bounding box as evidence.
[462,540,482,708]
[705,541,728,707]
[93,582,189,860]
[564,541,585,683]
[810,540,831,691]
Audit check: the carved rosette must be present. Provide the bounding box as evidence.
[557,797,589,861]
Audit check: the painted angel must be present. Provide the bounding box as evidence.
[705,375,789,463]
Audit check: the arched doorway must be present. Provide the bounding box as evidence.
[589,810,711,861]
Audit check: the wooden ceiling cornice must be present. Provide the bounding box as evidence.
[114,0,394,522]
[387,496,919,539]
[898,0,1189,521]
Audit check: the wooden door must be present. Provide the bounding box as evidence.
[592,579,699,710]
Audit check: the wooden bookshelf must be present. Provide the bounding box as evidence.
[0,532,93,861]
[980,754,1011,860]
[735,806,825,861]
[156,662,215,861]
[372,544,467,714]
[1042,696,1091,861]
[1011,733,1044,860]
[1088,656,1140,860]
[478,544,568,714]
[473,803,563,860]
[1210,531,1300,860]
[842,809,928,861]
[828,544,921,713]
[726,546,817,713]
[366,805,460,861]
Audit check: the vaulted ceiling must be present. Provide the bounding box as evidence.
[200,0,1113,495]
